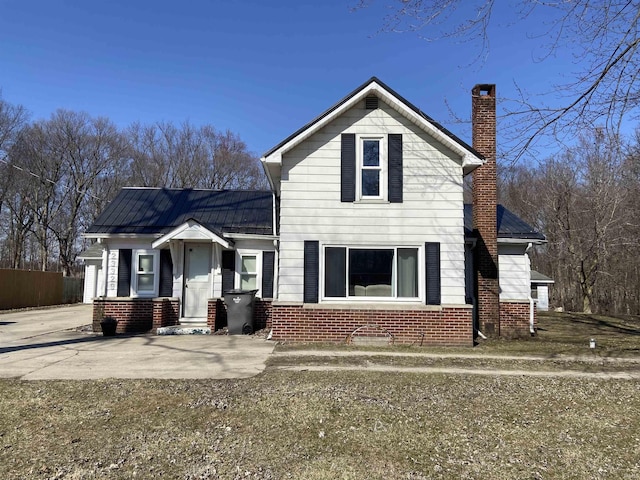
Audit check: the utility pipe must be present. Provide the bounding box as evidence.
[526,243,536,335]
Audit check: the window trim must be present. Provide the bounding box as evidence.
[320,244,423,302]
[131,249,160,297]
[356,135,387,201]
[235,250,263,297]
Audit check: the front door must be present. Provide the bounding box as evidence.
[183,243,211,318]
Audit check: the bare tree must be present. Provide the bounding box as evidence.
[501,129,632,313]
[199,127,268,190]
[0,94,29,248]
[356,0,640,160]
[0,92,28,157]
[5,121,62,271]
[127,122,267,190]
[7,111,129,275]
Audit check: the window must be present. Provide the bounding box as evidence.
[239,254,258,290]
[324,246,419,299]
[359,137,385,199]
[132,250,159,296]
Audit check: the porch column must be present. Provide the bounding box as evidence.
[169,240,184,298]
[212,243,223,297]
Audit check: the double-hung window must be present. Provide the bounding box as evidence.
[132,250,159,296]
[359,137,385,199]
[240,255,258,290]
[324,246,419,299]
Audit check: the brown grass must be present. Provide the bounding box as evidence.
[0,311,639,479]
[0,373,639,479]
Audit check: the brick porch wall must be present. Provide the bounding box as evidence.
[152,298,180,331]
[500,302,533,338]
[271,304,473,346]
[207,298,273,332]
[207,298,227,331]
[93,297,179,334]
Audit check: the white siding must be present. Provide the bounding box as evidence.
[498,244,531,301]
[536,285,550,311]
[232,239,277,299]
[83,262,99,303]
[278,99,467,304]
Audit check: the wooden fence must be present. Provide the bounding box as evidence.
[0,269,67,310]
[63,277,83,304]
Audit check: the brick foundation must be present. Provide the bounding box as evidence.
[254,299,273,331]
[499,302,533,338]
[93,297,179,334]
[271,304,473,346]
[207,298,273,332]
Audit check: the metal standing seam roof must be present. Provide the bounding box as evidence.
[86,188,274,236]
[464,204,546,241]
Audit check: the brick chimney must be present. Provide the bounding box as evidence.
[472,84,500,336]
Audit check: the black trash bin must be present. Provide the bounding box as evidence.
[223,289,258,334]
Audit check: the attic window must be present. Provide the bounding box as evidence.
[365,96,378,110]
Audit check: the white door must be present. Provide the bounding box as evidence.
[183,243,211,318]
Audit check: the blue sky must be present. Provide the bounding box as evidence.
[0,0,577,158]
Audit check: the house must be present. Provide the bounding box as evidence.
[78,243,105,304]
[83,78,545,345]
[531,270,554,311]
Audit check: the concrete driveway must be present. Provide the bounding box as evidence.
[0,305,275,380]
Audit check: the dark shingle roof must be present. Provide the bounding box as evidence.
[464,204,546,241]
[86,188,274,236]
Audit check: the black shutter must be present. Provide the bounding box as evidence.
[159,249,173,297]
[262,251,275,298]
[425,242,441,305]
[341,134,356,202]
[303,241,319,303]
[221,250,235,294]
[117,249,132,297]
[388,134,403,203]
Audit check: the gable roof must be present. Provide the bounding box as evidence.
[261,77,485,194]
[85,188,274,237]
[78,242,104,260]
[464,204,546,242]
[531,270,554,283]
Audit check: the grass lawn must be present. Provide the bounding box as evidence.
[1,373,639,479]
[0,311,639,479]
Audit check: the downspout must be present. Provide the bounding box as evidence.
[526,242,535,335]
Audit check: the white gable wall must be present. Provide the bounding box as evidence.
[498,244,531,301]
[277,99,467,305]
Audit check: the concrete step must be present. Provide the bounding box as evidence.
[157,325,211,335]
[179,317,207,325]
